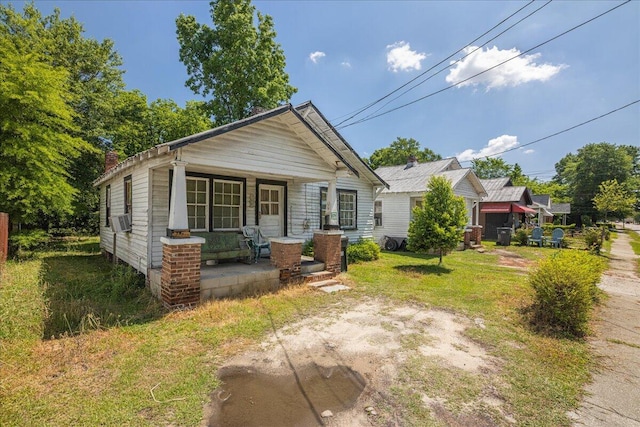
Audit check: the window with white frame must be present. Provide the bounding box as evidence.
[124,175,132,222]
[186,177,208,231]
[374,200,382,227]
[105,185,111,226]
[213,179,242,230]
[320,188,357,230]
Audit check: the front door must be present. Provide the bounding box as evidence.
[258,184,284,238]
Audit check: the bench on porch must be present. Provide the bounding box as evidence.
[191,231,252,264]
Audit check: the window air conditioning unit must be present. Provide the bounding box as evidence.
[111,214,132,233]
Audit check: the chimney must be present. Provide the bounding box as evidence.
[105,151,118,173]
[404,155,418,170]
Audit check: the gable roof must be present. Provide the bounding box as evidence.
[375,158,486,196]
[480,178,532,204]
[531,194,550,206]
[93,102,387,188]
[551,203,571,214]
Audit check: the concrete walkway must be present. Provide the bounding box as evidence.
[572,225,640,427]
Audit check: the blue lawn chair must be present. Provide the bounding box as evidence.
[527,227,544,247]
[548,228,564,248]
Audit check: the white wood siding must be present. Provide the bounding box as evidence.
[372,193,412,243]
[150,167,169,268]
[181,119,335,182]
[99,165,150,274]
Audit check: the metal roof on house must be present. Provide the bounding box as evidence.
[531,194,550,206]
[551,203,571,214]
[480,178,531,204]
[375,159,486,196]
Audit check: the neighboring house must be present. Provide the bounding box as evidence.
[477,178,535,239]
[372,157,487,243]
[93,101,387,305]
[550,202,571,225]
[530,194,554,225]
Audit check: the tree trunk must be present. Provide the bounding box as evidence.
[438,249,443,265]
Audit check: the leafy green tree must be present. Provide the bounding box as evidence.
[470,157,513,179]
[593,179,636,222]
[147,99,213,145]
[1,3,125,230]
[0,31,93,224]
[176,0,297,125]
[407,176,467,265]
[366,137,441,169]
[554,143,634,222]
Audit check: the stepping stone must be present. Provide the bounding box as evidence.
[319,284,350,293]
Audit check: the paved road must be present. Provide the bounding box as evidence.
[572,224,640,427]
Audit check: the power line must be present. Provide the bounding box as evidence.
[459,99,640,162]
[337,0,632,129]
[349,1,553,125]
[332,0,538,126]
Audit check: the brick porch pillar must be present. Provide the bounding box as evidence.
[160,236,205,309]
[270,238,304,285]
[471,225,482,245]
[463,227,472,249]
[313,230,343,274]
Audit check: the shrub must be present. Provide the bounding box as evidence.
[302,239,314,257]
[514,228,529,246]
[529,250,605,337]
[583,227,603,254]
[9,229,50,258]
[347,238,380,263]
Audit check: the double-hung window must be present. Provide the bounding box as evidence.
[374,200,382,227]
[105,185,111,227]
[213,179,242,229]
[320,188,357,230]
[186,177,208,231]
[124,175,132,222]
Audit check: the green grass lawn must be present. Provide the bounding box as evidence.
[0,237,603,426]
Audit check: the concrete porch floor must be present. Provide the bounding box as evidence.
[149,256,325,302]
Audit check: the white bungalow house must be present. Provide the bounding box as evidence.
[93,102,387,307]
[372,157,487,248]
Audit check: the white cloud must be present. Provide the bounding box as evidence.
[341,61,351,69]
[386,41,427,72]
[523,149,534,154]
[309,51,326,64]
[456,135,519,161]
[446,45,566,90]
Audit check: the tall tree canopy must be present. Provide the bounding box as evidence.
[176,0,297,125]
[0,20,92,223]
[366,137,441,169]
[407,176,467,265]
[470,157,514,179]
[593,179,636,222]
[553,142,636,221]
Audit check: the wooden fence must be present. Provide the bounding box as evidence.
[0,212,8,264]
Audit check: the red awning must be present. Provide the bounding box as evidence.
[511,204,536,214]
[480,202,511,213]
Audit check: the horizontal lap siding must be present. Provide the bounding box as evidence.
[150,168,169,268]
[372,193,411,243]
[454,178,482,225]
[181,121,335,181]
[289,176,375,243]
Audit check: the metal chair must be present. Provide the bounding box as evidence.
[242,226,270,262]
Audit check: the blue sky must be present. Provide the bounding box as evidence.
[9,0,640,180]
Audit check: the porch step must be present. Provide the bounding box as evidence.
[301,260,325,275]
[302,270,335,283]
[307,279,350,294]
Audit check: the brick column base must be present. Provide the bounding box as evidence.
[471,226,483,245]
[313,230,343,274]
[463,228,472,248]
[160,236,204,309]
[270,238,303,285]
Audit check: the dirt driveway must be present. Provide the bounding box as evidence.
[571,226,640,426]
[204,298,511,426]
